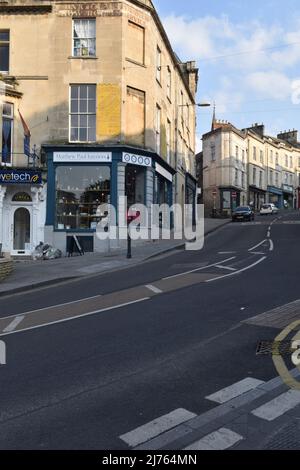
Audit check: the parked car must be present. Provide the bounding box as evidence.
[232,206,255,222]
[260,203,279,215]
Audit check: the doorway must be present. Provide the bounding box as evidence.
[13,207,31,253]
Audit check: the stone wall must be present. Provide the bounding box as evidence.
[0,258,13,282]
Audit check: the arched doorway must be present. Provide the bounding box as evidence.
[13,208,31,251]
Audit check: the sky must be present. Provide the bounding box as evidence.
[154,0,300,150]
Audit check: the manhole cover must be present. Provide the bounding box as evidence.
[256,340,294,356]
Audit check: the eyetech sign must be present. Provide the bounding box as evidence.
[0,169,42,185]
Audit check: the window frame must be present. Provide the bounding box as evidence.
[69,84,97,143]
[72,18,96,58]
[0,29,10,73]
[1,101,14,166]
[156,46,162,84]
[155,104,161,155]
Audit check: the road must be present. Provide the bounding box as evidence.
[0,211,300,449]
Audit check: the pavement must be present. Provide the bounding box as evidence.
[0,211,300,450]
[0,217,230,296]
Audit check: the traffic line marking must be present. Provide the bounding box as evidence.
[215,265,236,272]
[206,378,265,404]
[252,390,300,421]
[206,256,267,283]
[248,240,267,252]
[163,257,236,280]
[0,298,150,337]
[3,315,25,333]
[184,428,244,451]
[269,239,274,251]
[267,231,271,238]
[145,284,163,294]
[120,409,197,448]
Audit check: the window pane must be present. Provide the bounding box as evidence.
[0,31,9,41]
[79,128,87,141]
[0,45,9,72]
[88,85,96,100]
[2,118,12,163]
[88,20,96,37]
[70,127,78,141]
[71,86,79,99]
[88,115,96,128]
[70,99,78,113]
[79,100,87,113]
[71,115,78,127]
[80,114,88,128]
[88,39,96,56]
[88,99,96,113]
[80,85,88,99]
[88,127,96,142]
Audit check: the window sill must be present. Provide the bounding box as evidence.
[125,58,146,68]
[68,56,98,60]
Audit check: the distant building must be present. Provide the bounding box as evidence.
[202,116,300,215]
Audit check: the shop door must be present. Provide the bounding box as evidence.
[12,207,31,255]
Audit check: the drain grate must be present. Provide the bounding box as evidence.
[256,340,295,356]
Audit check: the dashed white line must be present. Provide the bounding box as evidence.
[267,231,271,238]
[252,390,300,421]
[184,428,244,451]
[269,239,274,252]
[3,315,24,333]
[162,257,236,280]
[206,256,267,283]
[120,409,197,447]
[206,378,265,404]
[145,284,163,294]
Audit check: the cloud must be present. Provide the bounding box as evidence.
[245,71,292,100]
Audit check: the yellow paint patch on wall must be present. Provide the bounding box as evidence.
[97,84,121,139]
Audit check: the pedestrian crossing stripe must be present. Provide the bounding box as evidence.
[184,428,243,450]
[206,377,265,404]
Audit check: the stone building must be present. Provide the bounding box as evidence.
[0,0,198,256]
[202,116,300,215]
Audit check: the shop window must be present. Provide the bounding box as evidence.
[0,30,9,73]
[70,84,96,142]
[127,21,145,65]
[73,19,96,57]
[55,166,110,230]
[1,102,13,165]
[125,165,145,207]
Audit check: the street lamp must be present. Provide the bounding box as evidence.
[178,102,211,107]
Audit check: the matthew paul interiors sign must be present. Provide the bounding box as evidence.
[0,169,42,185]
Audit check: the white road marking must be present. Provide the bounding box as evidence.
[3,315,25,333]
[269,239,274,252]
[206,256,267,283]
[145,284,163,294]
[215,265,236,272]
[252,390,300,421]
[163,257,236,280]
[206,378,265,404]
[251,252,265,255]
[120,409,197,447]
[248,240,267,252]
[0,298,150,337]
[218,251,236,254]
[184,428,243,451]
[267,231,271,238]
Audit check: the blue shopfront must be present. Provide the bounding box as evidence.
[43,145,175,253]
[267,186,283,208]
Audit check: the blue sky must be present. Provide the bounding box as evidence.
[154,0,300,149]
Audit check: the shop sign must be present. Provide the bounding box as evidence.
[155,163,173,182]
[282,184,293,194]
[122,153,152,167]
[0,169,42,185]
[53,152,112,163]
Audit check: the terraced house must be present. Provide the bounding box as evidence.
[202,118,300,216]
[0,0,198,256]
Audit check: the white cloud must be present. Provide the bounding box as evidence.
[245,72,292,100]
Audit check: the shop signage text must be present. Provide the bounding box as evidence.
[282,184,293,194]
[0,169,42,185]
[122,153,152,167]
[53,152,112,163]
[155,163,173,182]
